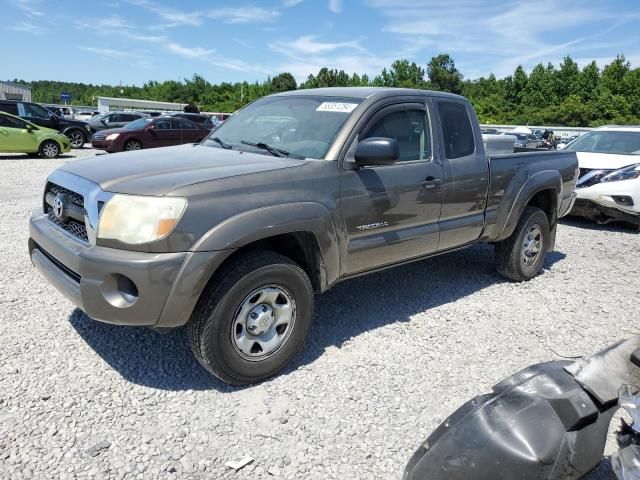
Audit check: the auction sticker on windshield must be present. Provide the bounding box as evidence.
[316,102,359,113]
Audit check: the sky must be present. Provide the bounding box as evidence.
[4,0,640,86]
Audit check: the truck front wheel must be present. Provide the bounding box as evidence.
[495,206,550,281]
[188,251,313,385]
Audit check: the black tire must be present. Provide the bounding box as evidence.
[39,140,60,158]
[66,129,86,149]
[124,139,142,151]
[188,251,313,385]
[495,206,550,281]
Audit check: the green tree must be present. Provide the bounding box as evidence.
[270,72,297,93]
[427,54,463,94]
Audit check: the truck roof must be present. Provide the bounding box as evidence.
[273,87,466,102]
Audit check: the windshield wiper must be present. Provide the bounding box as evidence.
[240,140,288,158]
[211,136,232,149]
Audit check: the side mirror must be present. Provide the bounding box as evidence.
[25,124,34,132]
[354,137,399,166]
[145,124,155,131]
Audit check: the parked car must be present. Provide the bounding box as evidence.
[566,126,640,229]
[169,112,218,129]
[74,110,101,122]
[0,100,91,148]
[140,111,162,117]
[0,112,70,158]
[512,133,530,148]
[88,111,148,134]
[91,116,210,152]
[29,87,578,385]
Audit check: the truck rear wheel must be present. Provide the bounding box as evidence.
[188,251,313,385]
[495,206,550,281]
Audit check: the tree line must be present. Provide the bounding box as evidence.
[9,53,640,126]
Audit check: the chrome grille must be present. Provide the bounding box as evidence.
[46,212,88,241]
[44,182,88,242]
[46,182,84,208]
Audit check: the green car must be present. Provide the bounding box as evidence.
[0,112,71,158]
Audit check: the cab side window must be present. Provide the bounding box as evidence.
[362,109,431,162]
[438,101,475,159]
[0,103,20,115]
[22,103,50,119]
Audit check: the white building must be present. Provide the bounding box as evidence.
[96,96,188,114]
[0,81,32,101]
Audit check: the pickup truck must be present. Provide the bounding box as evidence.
[29,87,578,385]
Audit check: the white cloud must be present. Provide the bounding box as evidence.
[271,35,391,82]
[10,21,45,34]
[14,0,44,17]
[366,0,639,79]
[207,7,280,24]
[282,0,304,6]
[328,0,343,13]
[166,43,215,59]
[77,46,138,59]
[128,0,202,26]
[271,35,366,55]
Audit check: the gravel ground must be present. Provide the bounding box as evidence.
[1,148,639,479]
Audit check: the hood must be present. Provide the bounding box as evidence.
[94,127,128,136]
[59,117,89,128]
[576,151,640,170]
[59,144,309,195]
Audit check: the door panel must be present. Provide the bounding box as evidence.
[0,115,38,152]
[434,100,489,250]
[152,118,176,147]
[340,103,443,275]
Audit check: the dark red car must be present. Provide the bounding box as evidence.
[91,116,210,152]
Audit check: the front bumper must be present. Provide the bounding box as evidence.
[91,138,117,152]
[29,210,232,327]
[570,199,640,226]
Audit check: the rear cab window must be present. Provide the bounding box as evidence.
[437,101,475,159]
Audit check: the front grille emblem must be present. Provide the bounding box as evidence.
[52,194,68,222]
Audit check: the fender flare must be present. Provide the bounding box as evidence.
[496,170,562,241]
[191,202,341,289]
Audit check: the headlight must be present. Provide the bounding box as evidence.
[98,195,187,245]
[84,124,91,131]
[601,164,640,183]
[106,133,120,141]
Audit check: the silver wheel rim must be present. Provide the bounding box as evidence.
[522,224,543,267]
[42,143,58,158]
[68,131,83,148]
[126,141,141,151]
[231,285,296,361]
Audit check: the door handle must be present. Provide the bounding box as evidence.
[420,176,442,189]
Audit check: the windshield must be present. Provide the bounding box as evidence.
[204,95,362,159]
[565,130,640,155]
[125,118,153,129]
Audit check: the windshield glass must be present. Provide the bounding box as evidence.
[204,95,362,159]
[565,130,640,155]
[125,118,153,130]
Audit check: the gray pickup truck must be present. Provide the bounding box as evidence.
[29,87,578,385]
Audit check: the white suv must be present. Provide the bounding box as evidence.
[566,126,640,229]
